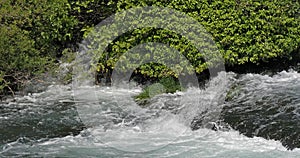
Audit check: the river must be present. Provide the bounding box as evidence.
[0,71,299,157]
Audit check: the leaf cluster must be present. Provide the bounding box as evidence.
[89,0,300,80]
[0,0,77,94]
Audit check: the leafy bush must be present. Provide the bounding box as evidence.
[0,24,49,95]
[0,0,77,95]
[2,0,300,96]
[69,0,118,43]
[89,0,300,80]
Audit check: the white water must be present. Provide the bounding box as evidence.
[3,127,299,157]
[1,71,300,157]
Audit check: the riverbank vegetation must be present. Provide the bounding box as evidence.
[1,0,300,97]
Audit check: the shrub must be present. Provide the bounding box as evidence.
[88,0,300,80]
[0,0,77,95]
[0,24,49,95]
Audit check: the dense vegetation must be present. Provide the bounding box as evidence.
[0,0,77,96]
[97,0,300,79]
[1,0,300,96]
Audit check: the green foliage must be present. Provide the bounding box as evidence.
[95,28,206,78]
[1,0,300,96]
[0,24,49,94]
[159,77,182,93]
[28,0,78,56]
[1,0,78,56]
[135,83,163,100]
[135,77,182,100]
[69,0,118,42]
[89,0,300,80]
[0,0,77,95]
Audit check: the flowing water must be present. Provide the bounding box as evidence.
[0,71,300,157]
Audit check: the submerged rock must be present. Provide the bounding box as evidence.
[221,102,300,150]
[220,72,300,150]
[0,101,85,144]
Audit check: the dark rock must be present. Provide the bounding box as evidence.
[219,73,300,150]
[0,102,85,144]
[221,100,300,150]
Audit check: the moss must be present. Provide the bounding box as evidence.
[134,77,182,101]
[225,84,242,101]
